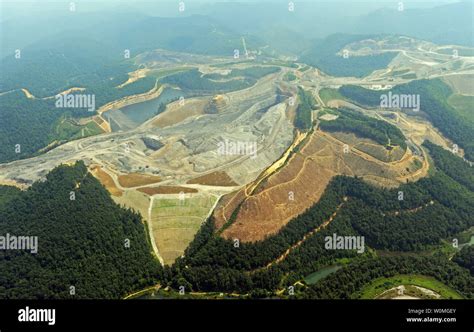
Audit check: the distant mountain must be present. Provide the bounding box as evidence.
[0,12,266,164]
[0,11,148,60]
[353,2,474,46]
[196,2,360,55]
[300,34,397,77]
[196,1,473,54]
[0,14,262,97]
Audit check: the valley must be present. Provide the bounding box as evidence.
[0,0,473,306]
[1,36,472,268]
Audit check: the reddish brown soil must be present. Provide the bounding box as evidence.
[215,129,424,242]
[117,173,162,188]
[90,165,123,197]
[214,132,337,242]
[187,171,238,187]
[137,186,198,195]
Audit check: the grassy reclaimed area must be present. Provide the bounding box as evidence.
[447,94,474,126]
[338,79,474,160]
[358,274,464,299]
[295,87,317,131]
[161,69,255,93]
[319,108,407,150]
[283,72,297,81]
[301,34,397,78]
[52,117,104,142]
[151,195,218,265]
[319,88,346,105]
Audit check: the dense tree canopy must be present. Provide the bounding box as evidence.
[339,79,474,160]
[319,108,407,149]
[162,141,474,296]
[300,34,397,78]
[0,162,162,299]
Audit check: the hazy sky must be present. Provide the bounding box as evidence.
[0,0,465,22]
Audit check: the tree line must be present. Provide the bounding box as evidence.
[0,162,162,299]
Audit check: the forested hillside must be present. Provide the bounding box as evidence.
[339,79,474,160]
[161,67,279,93]
[0,91,89,163]
[0,162,161,299]
[0,76,157,164]
[300,34,397,77]
[0,14,262,164]
[319,108,407,149]
[0,15,260,97]
[453,246,474,275]
[295,87,316,131]
[160,141,474,297]
[304,256,472,299]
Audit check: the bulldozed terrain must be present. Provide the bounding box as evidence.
[150,193,219,264]
[215,128,427,242]
[0,36,471,264]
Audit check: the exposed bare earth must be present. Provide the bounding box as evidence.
[138,186,198,195]
[0,62,294,265]
[376,285,441,299]
[117,173,162,188]
[20,87,85,100]
[187,171,238,187]
[216,128,427,242]
[256,199,347,271]
[90,165,123,197]
[152,98,208,128]
[443,74,474,95]
[1,41,468,265]
[331,131,406,163]
[151,194,218,264]
[116,69,150,88]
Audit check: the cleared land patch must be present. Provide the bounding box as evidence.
[319,88,345,105]
[443,74,474,95]
[138,186,198,195]
[331,131,406,163]
[359,274,463,299]
[187,171,238,186]
[304,265,342,285]
[89,165,123,197]
[319,113,339,121]
[215,128,427,242]
[151,194,217,264]
[447,94,474,126]
[113,190,150,222]
[117,173,162,188]
[54,118,104,141]
[151,98,208,128]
